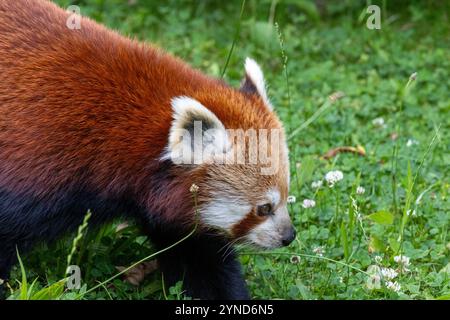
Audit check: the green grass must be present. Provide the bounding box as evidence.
[6,0,449,300]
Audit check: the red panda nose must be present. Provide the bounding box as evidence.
[281,226,296,246]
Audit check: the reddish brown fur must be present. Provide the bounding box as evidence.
[231,208,265,238]
[0,0,285,227]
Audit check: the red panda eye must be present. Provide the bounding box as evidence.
[257,203,273,217]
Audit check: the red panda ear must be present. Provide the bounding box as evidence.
[161,96,231,166]
[240,58,273,110]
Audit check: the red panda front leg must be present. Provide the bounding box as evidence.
[149,228,250,300]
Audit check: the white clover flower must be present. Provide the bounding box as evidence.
[189,183,199,193]
[356,186,365,194]
[325,170,344,187]
[386,281,401,293]
[406,139,419,147]
[302,199,316,209]
[381,267,398,280]
[394,255,410,265]
[406,209,416,216]
[311,180,323,189]
[372,117,385,128]
[313,246,325,257]
[287,195,296,204]
[374,255,383,264]
[290,255,301,264]
[394,255,411,272]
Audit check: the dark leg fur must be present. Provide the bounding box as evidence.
[145,221,250,300]
[0,282,5,300]
[0,187,139,299]
[0,247,14,299]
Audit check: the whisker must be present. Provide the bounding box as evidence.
[221,236,248,262]
[220,239,239,258]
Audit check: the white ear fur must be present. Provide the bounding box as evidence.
[243,58,273,109]
[162,96,230,165]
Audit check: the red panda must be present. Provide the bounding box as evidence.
[0,0,295,299]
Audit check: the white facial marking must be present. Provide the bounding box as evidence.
[244,58,273,109]
[201,195,251,231]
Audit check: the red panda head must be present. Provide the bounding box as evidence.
[162,58,295,249]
